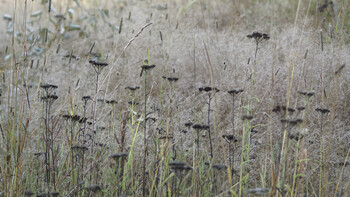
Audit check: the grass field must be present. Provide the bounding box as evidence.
[0,0,349,196]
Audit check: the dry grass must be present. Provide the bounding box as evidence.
[0,0,349,196]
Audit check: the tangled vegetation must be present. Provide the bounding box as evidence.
[0,0,349,196]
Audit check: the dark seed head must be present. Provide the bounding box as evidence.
[273,105,281,112]
[89,60,108,67]
[82,96,91,101]
[41,94,58,101]
[199,86,219,92]
[250,129,258,133]
[162,76,179,83]
[169,161,192,171]
[125,86,140,91]
[167,77,179,82]
[128,101,139,105]
[34,152,44,157]
[228,89,243,95]
[159,135,174,140]
[297,91,314,97]
[338,161,350,167]
[181,130,188,134]
[316,108,330,114]
[281,119,303,125]
[247,32,270,41]
[40,83,58,90]
[184,121,193,128]
[62,114,86,123]
[192,124,210,130]
[222,134,237,142]
[141,64,156,71]
[278,105,295,112]
[106,99,118,104]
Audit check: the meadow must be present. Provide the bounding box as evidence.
[0,0,349,196]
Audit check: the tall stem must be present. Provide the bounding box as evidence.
[44,90,50,193]
[207,94,213,159]
[142,71,148,197]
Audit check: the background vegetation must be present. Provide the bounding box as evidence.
[0,0,349,196]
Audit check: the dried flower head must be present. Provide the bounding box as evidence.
[162,76,179,83]
[273,105,281,112]
[140,64,156,77]
[62,114,87,123]
[89,60,108,67]
[199,86,219,93]
[280,105,295,113]
[169,161,192,171]
[169,161,186,168]
[228,89,244,95]
[125,86,140,91]
[247,32,270,42]
[319,1,333,12]
[128,101,139,106]
[273,105,295,113]
[222,134,237,142]
[338,161,350,167]
[280,119,303,126]
[184,121,193,128]
[181,130,188,134]
[41,94,58,101]
[82,96,91,101]
[89,60,108,75]
[192,124,210,130]
[34,152,44,157]
[106,100,118,104]
[316,108,330,114]
[40,83,58,91]
[297,91,315,97]
[251,129,258,134]
[159,135,174,140]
